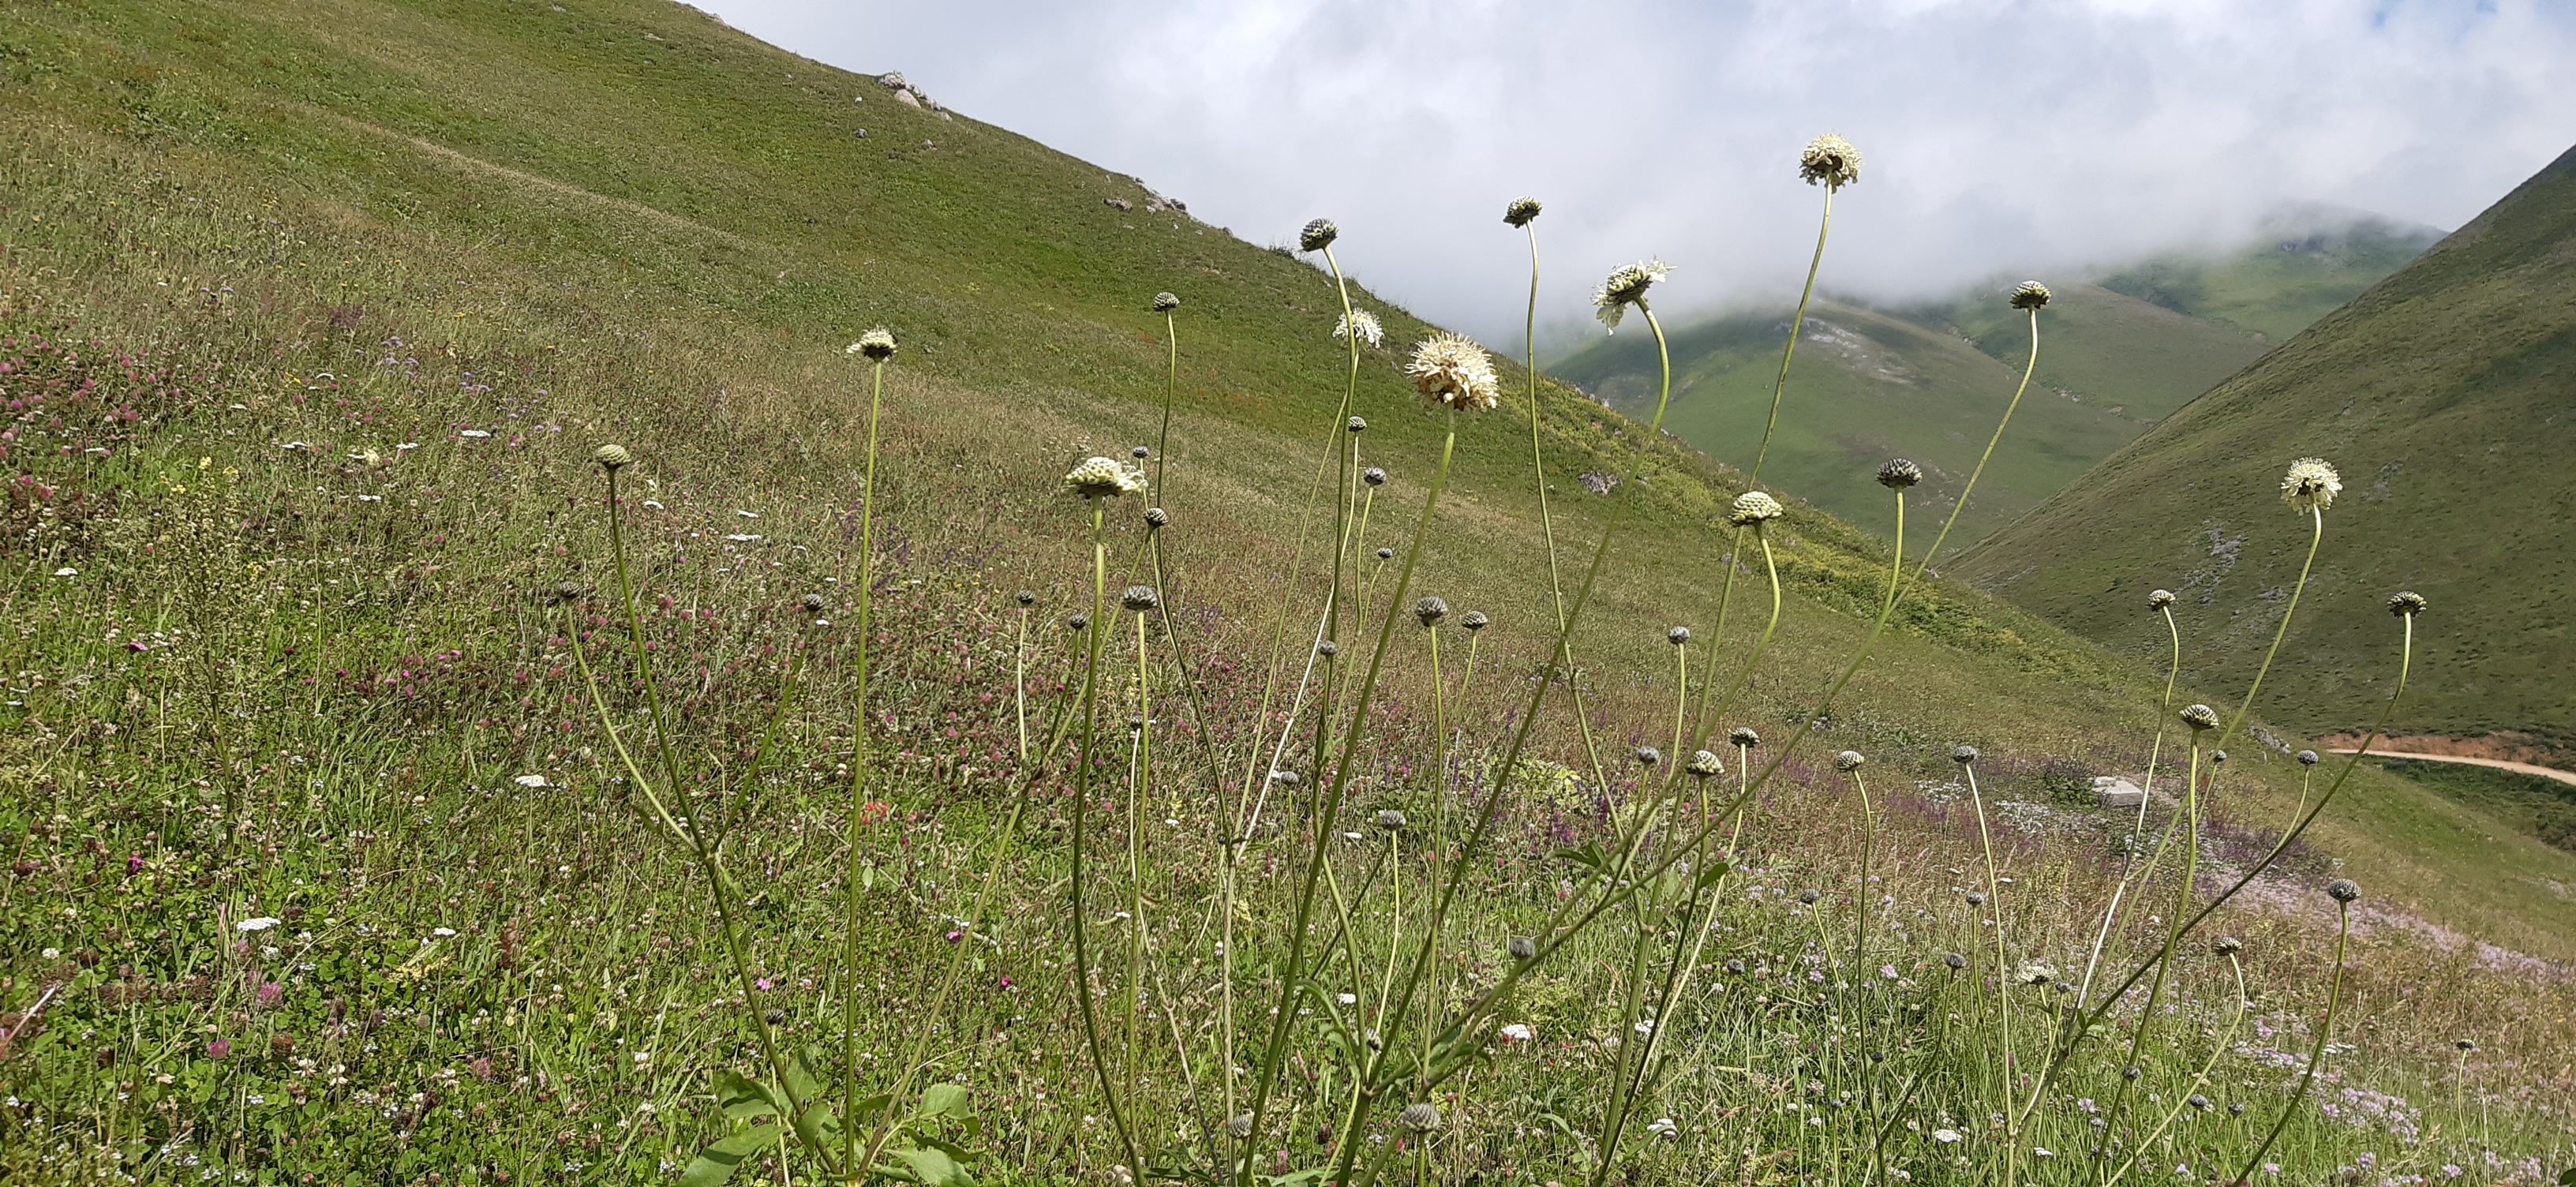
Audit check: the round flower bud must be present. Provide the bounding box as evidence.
[1226,1113,1252,1139]
[593,444,633,470]
[2280,457,2342,514]
[1347,415,1367,433]
[1728,490,1784,526]
[1362,466,1388,487]
[1268,769,1301,787]
[1635,746,1661,767]
[1065,614,1089,632]
[1952,745,1979,765]
[848,328,897,361]
[1152,291,1181,313]
[801,593,827,614]
[2211,750,2228,764]
[1799,133,1863,189]
[1316,640,1338,657]
[1460,611,1488,632]
[1877,458,1923,489]
[2188,1093,2211,1112]
[1503,197,1543,227]
[1298,218,1339,252]
[2387,590,2427,618]
[1144,507,1170,530]
[1507,935,1538,961]
[550,580,586,605]
[1398,1103,1442,1134]
[1121,586,1159,612]
[1413,596,1448,627]
[1943,953,1968,971]
[2455,1039,2477,1052]
[1798,888,1822,905]
[2214,935,2242,955]
[2326,878,2361,904]
[2179,703,2219,732]
[1131,445,1151,459]
[2297,750,2319,766]
[2009,281,2052,310]
[1686,750,1724,779]
[1016,590,1036,607]
[2121,1065,2142,1082]
[1668,626,1690,646]
[2148,589,2177,611]
[1375,809,1406,832]
[1724,958,1747,975]
[1964,891,1986,907]
[1835,750,1865,773]
[1375,547,1394,561]
[1729,727,1760,749]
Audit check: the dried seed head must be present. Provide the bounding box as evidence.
[1877,458,1923,489]
[593,444,633,470]
[2009,281,2052,310]
[1062,455,1147,499]
[1668,626,1691,646]
[1799,133,1863,189]
[1507,934,1538,961]
[1143,507,1169,530]
[1407,333,1502,410]
[801,593,827,614]
[2148,589,2177,611]
[848,328,898,361]
[1398,1103,1443,1133]
[1121,585,1159,612]
[1730,727,1760,749]
[2297,750,2320,766]
[2280,457,2342,514]
[1413,596,1449,626]
[1835,750,1866,773]
[2179,703,2220,732]
[1361,466,1387,487]
[1152,291,1181,313]
[1503,197,1543,227]
[1687,750,1724,779]
[1635,746,1661,767]
[1375,809,1406,832]
[1333,309,1384,348]
[2387,590,2427,618]
[2327,878,2361,904]
[1015,590,1036,607]
[1952,745,1980,765]
[1460,611,1488,632]
[1728,491,1784,526]
[1299,218,1339,252]
[1593,259,1671,332]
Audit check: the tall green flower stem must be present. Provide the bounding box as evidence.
[1515,215,1616,800]
[1155,303,1178,495]
[1959,753,2020,1184]
[1068,497,1144,1176]
[575,463,826,1173]
[840,357,889,1171]
[2102,953,2247,1187]
[1902,303,2040,594]
[2237,897,2355,1183]
[1122,606,1155,1108]
[1848,763,1878,998]
[2138,603,2184,841]
[2095,740,2205,1163]
[1749,176,1837,483]
[1243,404,1461,1185]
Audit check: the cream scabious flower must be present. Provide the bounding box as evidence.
[1503,197,1543,227]
[1406,333,1500,410]
[2009,281,2052,310]
[1592,259,1670,331]
[1062,455,1147,499]
[2280,457,2342,513]
[1331,308,1384,348]
[1728,490,1784,526]
[1799,133,1862,189]
[847,328,897,360]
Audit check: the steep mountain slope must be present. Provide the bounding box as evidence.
[1552,222,2433,543]
[1957,144,2576,755]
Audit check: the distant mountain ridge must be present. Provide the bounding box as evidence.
[1549,212,2437,546]
[1956,144,2576,753]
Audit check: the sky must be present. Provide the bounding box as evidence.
[702,0,2576,345]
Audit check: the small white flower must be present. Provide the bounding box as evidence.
[52,567,77,578]
[458,429,492,439]
[1933,1129,1961,1144]
[512,774,551,788]
[1337,993,1357,1006]
[431,927,457,938]
[236,917,283,933]
[1331,309,1385,348]
[1499,1023,1534,1043]
[1645,1117,1678,1140]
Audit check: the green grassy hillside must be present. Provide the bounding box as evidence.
[1956,144,2576,753]
[1552,223,2432,545]
[2,2,2570,1181]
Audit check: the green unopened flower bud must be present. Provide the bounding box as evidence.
[2148,589,2177,611]
[1299,218,1339,252]
[1730,727,1760,749]
[1634,746,1661,767]
[2180,704,2220,731]
[1507,935,1537,961]
[1460,611,1488,632]
[2387,590,2427,618]
[1877,458,1922,489]
[1503,197,1543,227]
[1152,291,1180,313]
[1398,1103,1442,1133]
[1668,626,1690,646]
[848,328,897,361]
[1121,586,1159,612]
[1686,750,1724,779]
[1835,750,1865,773]
[1952,745,1979,765]
[2327,878,2361,904]
[593,444,633,470]
[1728,490,1784,526]
[2009,281,2051,310]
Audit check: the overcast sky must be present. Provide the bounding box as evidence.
[703,0,2576,345]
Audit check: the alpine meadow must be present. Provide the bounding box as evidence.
[2,3,2572,1187]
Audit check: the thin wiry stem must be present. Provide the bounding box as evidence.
[1750,181,1837,485]
[2097,740,2203,1164]
[841,358,887,1172]
[1962,757,2016,1181]
[2102,954,2247,1187]
[1904,306,2039,592]
[2237,904,2352,1183]
[1069,499,1143,1175]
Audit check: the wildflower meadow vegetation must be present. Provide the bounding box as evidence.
[4,6,2575,1185]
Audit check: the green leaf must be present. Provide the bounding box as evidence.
[680,1124,782,1187]
[914,1082,972,1121]
[792,1100,841,1152]
[784,1047,826,1106]
[713,1070,779,1121]
[887,1144,976,1187]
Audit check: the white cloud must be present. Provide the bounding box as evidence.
[705,0,2576,343]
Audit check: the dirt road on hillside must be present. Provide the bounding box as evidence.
[2331,748,2576,788]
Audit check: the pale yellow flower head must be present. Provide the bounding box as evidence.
[1406,333,1500,411]
[1799,133,1862,189]
[2280,457,2341,513]
[1063,455,1147,499]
